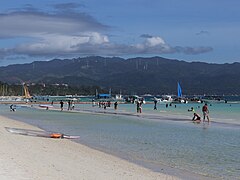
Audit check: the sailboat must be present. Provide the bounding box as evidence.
[23,83,32,99]
[173,82,188,103]
[16,83,33,103]
[177,82,182,98]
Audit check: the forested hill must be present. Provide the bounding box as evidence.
[0,56,239,95]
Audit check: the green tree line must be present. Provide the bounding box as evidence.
[0,82,108,96]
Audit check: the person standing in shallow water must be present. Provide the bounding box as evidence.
[60,100,64,111]
[136,101,142,113]
[114,101,118,110]
[136,101,140,113]
[202,103,210,123]
[67,100,71,110]
[153,99,157,110]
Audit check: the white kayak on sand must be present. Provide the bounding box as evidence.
[5,127,80,139]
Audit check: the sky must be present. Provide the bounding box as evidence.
[0,0,239,66]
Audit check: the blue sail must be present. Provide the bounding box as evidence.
[177,82,182,97]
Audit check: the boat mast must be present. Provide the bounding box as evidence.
[23,83,31,99]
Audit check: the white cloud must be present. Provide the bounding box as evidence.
[0,6,213,60]
[0,11,108,38]
[14,32,109,56]
[88,32,109,45]
[144,36,166,47]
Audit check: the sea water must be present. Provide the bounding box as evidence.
[0,102,239,179]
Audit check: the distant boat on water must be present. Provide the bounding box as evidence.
[124,95,145,104]
[177,82,182,98]
[115,94,124,101]
[115,90,124,101]
[173,82,188,104]
[202,95,227,104]
[159,95,173,103]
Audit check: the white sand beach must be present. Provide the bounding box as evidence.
[0,115,180,180]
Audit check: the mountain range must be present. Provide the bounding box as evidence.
[0,56,239,95]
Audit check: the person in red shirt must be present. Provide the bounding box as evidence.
[202,103,210,123]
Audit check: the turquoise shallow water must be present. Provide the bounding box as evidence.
[1,102,240,179]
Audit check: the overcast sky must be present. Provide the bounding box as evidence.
[0,0,239,66]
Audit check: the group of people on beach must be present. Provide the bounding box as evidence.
[98,101,111,109]
[92,99,118,110]
[190,103,210,123]
[59,100,75,111]
[59,98,210,123]
[67,100,75,110]
[153,99,210,123]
